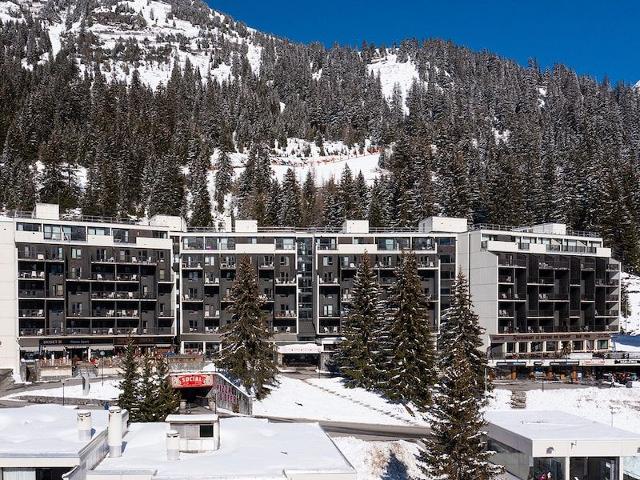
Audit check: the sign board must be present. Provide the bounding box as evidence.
[491,333,609,342]
[212,373,253,415]
[169,373,214,389]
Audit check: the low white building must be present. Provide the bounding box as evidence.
[485,410,640,480]
[0,405,355,480]
[0,405,111,480]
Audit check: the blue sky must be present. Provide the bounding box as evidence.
[209,0,639,85]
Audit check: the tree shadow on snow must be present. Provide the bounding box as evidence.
[381,452,410,480]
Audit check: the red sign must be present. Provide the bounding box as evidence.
[170,373,214,389]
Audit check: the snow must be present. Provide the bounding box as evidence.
[621,272,640,334]
[253,375,418,426]
[93,417,355,479]
[368,54,424,114]
[634,80,640,91]
[332,437,421,480]
[490,386,640,435]
[306,377,427,426]
[613,335,640,352]
[485,409,640,441]
[0,405,109,456]
[3,379,121,401]
[492,127,511,144]
[276,343,322,354]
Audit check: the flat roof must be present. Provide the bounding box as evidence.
[0,405,109,458]
[485,410,640,442]
[93,417,355,480]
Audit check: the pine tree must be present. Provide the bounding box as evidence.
[439,271,491,400]
[117,340,139,419]
[214,148,233,212]
[279,168,302,226]
[217,256,278,399]
[189,145,213,227]
[334,254,384,389]
[153,355,180,419]
[384,252,436,408]
[301,170,317,226]
[417,347,502,480]
[136,352,157,422]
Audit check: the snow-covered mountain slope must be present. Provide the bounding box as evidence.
[2,0,262,87]
[621,272,640,335]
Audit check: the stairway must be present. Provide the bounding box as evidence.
[510,390,527,409]
[0,369,15,393]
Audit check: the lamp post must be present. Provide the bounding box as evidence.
[100,351,105,386]
[62,378,68,406]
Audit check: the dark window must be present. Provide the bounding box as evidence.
[200,424,214,438]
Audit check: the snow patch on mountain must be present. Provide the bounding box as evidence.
[368,54,423,113]
[635,80,640,91]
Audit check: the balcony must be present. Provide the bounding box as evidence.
[538,292,569,301]
[341,295,353,303]
[605,294,619,302]
[274,311,297,319]
[275,278,296,286]
[220,263,236,270]
[182,295,203,302]
[19,309,45,318]
[93,255,157,265]
[259,263,274,269]
[18,271,45,280]
[182,262,203,270]
[92,291,140,300]
[595,279,619,287]
[606,263,619,271]
[204,276,220,285]
[527,309,555,318]
[92,309,139,318]
[18,289,46,298]
[320,325,341,334]
[498,275,513,283]
[318,277,340,286]
[204,310,220,319]
[272,325,294,333]
[498,255,527,268]
[538,259,569,270]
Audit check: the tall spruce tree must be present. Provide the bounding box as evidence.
[440,271,491,399]
[384,252,436,408]
[214,148,233,212]
[189,145,213,227]
[152,355,180,419]
[117,340,139,419]
[417,347,502,480]
[217,256,278,399]
[334,254,384,389]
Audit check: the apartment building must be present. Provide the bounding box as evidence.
[0,204,623,374]
[1,204,182,372]
[458,223,621,368]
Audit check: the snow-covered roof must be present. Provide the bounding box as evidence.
[165,414,218,424]
[0,405,109,459]
[486,410,640,457]
[92,417,355,480]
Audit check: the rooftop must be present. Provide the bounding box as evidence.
[0,405,109,458]
[485,409,640,442]
[92,417,355,480]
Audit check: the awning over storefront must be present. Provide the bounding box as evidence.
[277,343,322,355]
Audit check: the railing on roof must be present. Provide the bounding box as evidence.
[472,223,600,238]
[3,209,142,226]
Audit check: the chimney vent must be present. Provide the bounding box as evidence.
[77,410,92,441]
[166,430,180,461]
[108,406,123,457]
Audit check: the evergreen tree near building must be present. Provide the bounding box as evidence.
[416,347,502,480]
[621,279,631,323]
[279,168,302,226]
[417,270,501,479]
[189,144,213,227]
[384,252,436,408]
[334,254,385,389]
[439,271,491,400]
[153,355,180,419]
[117,340,139,418]
[217,256,278,399]
[136,352,157,422]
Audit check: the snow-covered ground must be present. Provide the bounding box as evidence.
[253,375,419,426]
[334,437,421,480]
[2,379,121,402]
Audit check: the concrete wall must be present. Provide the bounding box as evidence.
[0,219,18,372]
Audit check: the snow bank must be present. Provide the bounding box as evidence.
[333,437,421,480]
[3,379,121,401]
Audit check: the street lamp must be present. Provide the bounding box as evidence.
[62,378,69,406]
[100,351,105,386]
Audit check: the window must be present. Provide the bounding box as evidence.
[205,256,215,266]
[51,284,63,297]
[43,225,62,240]
[96,249,107,261]
[159,269,166,281]
[322,256,333,266]
[280,256,290,266]
[200,424,214,438]
[276,238,295,250]
[63,225,86,241]
[72,248,82,259]
[17,222,41,232]
[219,238,235,250]
[323,305,334,316]
[88,226,110,236]
[572,340,584,351]
[597,339,609,350]
[113,228,130,244]
[152,230,167,239]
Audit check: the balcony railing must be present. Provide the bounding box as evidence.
[274,311,297,319]
[92,291,140,299]
[18,271,45,279]
[92,310,139,318]
[19,290,46,298]
[19,309,45,318]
